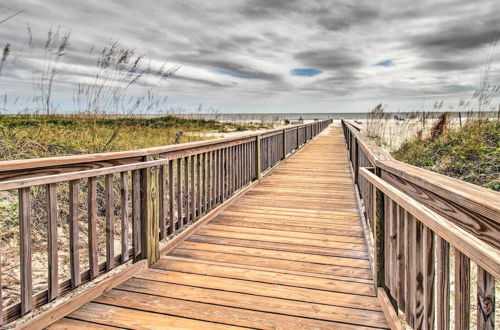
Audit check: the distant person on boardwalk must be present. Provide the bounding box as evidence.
[299,116,303,123]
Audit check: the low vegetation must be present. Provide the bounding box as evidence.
[0,114,272,160]
[392,117,499,191]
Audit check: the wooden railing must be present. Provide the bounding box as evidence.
[341,120,500,330]
[0,119,332,326]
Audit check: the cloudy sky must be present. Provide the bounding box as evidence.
[0,0,499,113]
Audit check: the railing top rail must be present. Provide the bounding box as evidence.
[0,120,329,173]
[360,167,500,279]
[342,119,500,222]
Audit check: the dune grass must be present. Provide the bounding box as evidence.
[0,114,272,160]
[392,118,499,191]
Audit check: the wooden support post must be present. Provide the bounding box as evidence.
[140,155,160,266]
[255,135,261,180]
[282,129,287,160]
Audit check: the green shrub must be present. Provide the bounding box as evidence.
[392,120,500,191]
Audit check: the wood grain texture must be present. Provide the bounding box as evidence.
[436,237,450,330]
[48,124,390,330]
[104,174,114,271]
[19,187,32,316]
[69,180,81,288]
[454,250,470,330]
[477,266,495,330]
[47,183,59,300]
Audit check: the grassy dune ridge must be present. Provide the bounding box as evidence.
[392,118,499,191]
[0,114,273,160]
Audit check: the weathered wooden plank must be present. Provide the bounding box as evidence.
[136,268,381,311]
[131,170,141,257]
[140,156,160,266]
[405,212,415,326]
[120,172,129,263]
[413,220,424,329]
[104,174,114,271]
[47,183,59,300]
[69,179,80,288]
[454,250,470,330]
[19,187,32,316]
[119,278,387,328]
[176,158,182,228]
[87,177,99,277]
[190,154,196,220]
[436,237,450,330]
[477,266,495,330]
[423,226,435,330]
[196,154,201,217]
[159,164,167,239]
[184,156,190,225]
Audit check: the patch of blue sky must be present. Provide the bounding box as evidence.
[374,59,394,67]
[290,68,322,77]
[214,69,251,79]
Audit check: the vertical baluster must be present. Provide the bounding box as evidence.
[177,158,183,228]
[222,148,226,201]
[245,143,248,184]
[69,180,80,287]
[88,177,99,279]
[168,160,175,233]
[224,148,228,200]
[120,172,129,263]
[47,183,59,300]
[405,212,415,327]
[159,165,167,240]
[413,219,424,328]
[196,154,201,217]
[477,267,495,329]
[213,149,217,203]
[215,149,219,204]
[207,151,211,210]
[212,150,216,207]
[234,145,239,189]
[423,226,435,329]
[184,156,190,224]
[191,154,196,220]
[132,170,141,257]
[19,187,32,315]
[202,153,207,211]
[384,198,392,293]
[454,250,470,329]
[105,174,114,271]
[436,237,450,330]
[397,205,405,311]
[230,147,234,193]
[217,149,221,201]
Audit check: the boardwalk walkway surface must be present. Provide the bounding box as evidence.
[49,126,389,329]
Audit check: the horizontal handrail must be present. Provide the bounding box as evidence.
[342,119,498,329]
[0,121,319,172]
[360,167,500,279]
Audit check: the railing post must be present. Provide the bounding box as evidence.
[140,154,160,266]
[282,129,287,160]
[255,135,261,180]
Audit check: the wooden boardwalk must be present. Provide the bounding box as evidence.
[49,126,389,329]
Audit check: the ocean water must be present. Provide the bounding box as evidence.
[172,111,497,123]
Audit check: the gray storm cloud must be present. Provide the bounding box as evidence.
[0,0,499,113]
